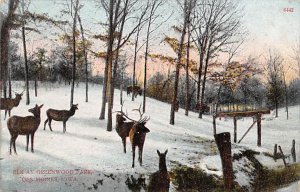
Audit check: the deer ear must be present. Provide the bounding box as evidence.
[35,104,38,107]
[157,150,160,156]
[165,149,168,155]
[39,104,44,108]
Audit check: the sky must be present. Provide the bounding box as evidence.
[0,0,300,81]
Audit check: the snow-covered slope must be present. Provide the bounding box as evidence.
[0,82,299,191]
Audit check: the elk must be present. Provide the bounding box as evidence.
[116,104,150,168]
[115,112,135,153]
[195,102,210,114]
[44,104,78,133]
[7,104,43,155]
[148,150,170,192]
[127,85,142,97]
[0,92,23,120]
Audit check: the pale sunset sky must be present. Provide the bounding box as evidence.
[0,0,300,81]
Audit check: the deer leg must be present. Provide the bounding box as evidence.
[122,138,126,153]
[31,133,35,153]
[138,146,143,166]
[4,110,7,120]
[26,134,29,151]
[132,145,135,168]
[9,136,14,155]
[63,121,66,133]
[48,118,53,131]
[13,135,18,155]
[8,109,11,117]
[44,119,48,130]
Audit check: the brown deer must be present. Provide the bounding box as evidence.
[115,113,135,154]
[7,104,43,155]
[127,85,142,97]
[44,104,78,133]
[148,150,170,192]
[116,104,150,168]
[1,92,23,120]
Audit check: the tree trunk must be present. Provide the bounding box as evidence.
[170,0,188,125]
[185,20,191,116]
[106,0,119,131]
[77,15,88,102]
[70,0,79,107]
[111,0,128,109]
[132,26,141,102]
[143,0,156,113]
[34,77,37,97]
[120,68,123,105]
[8,64,12,98]
[22,25,30,104]
[199,41,212,119]
[284,78,288,120]
[1,17,9,98]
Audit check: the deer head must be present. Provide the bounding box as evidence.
[28,104,43,117]
[71,104,78,110]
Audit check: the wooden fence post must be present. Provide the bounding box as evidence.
[291,139,296,163]
[273,144,278,161]
[278,145,287,167]
[233,116,237,143]
[257,113,261,147]
[214,132,233,190]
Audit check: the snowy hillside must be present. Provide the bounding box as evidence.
[0,82,299,192]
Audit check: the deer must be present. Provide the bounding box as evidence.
[7,104,43,155]
[148,150,170,192]
[44,104,78,133]
[115,104,150,168]
[127,85,142,98]
[1,91,23,120]
[115,106,135,153]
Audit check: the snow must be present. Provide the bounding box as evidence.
[0,82,299,191]
[277,181,300,192]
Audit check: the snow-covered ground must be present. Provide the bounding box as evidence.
[0,82,299,191]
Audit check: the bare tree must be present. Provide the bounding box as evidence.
[70,0,80,107]
[77,15,89,102]
[1,0,19,98]
[265,50,284,118]
[170,0,194,125]
[143,0,167,113]
[292,38,300,119]
[192,0,243,118]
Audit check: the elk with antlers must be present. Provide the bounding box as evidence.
[116,104,150,167]
[7,104,43,154]
[0,91,23,120]
[44,104,78,133]
[115,103,135,153]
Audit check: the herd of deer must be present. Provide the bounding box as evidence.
[1,91,170,191]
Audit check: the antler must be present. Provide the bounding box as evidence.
[133,103,150,124]
[114,101,137,122]
[114,102,150,124]
[132,104,143,118]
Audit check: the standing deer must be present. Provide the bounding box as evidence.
[44,104,78,133]
[115,104,150,167]
[1,92,23,120]
[129,118,150,168]
[7,104,43,154]
[148,150,170,192]
[127,85,142,97]
[115,113,135,153]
